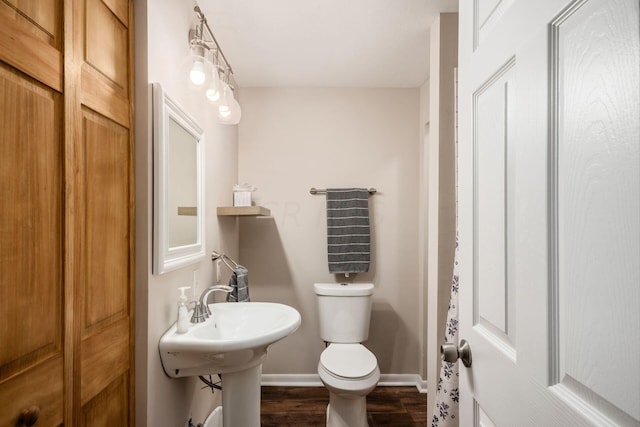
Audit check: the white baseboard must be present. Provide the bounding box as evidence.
[261,373,323,387]
[414,377,428,393]
[261,374,427,393]
[379,374,428,393]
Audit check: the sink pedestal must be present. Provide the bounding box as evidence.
[221,365,262,427]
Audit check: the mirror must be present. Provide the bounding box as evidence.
[152,83,205,274]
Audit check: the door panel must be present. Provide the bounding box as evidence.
[551,0,640,422]
[80,64,130,128]
[81,317,130,405]
[83,108,130,331]
[75,0,134,424]
[0,61,64,426]
[85,0,128,90]
[473,58,516,354]
[0,1,63,91]
[1,0,62,46]
[100,0,128,25]
[81,0,130,128]
[0,356,64,426]
[0,63,63,373]
[81,373,129,427]
[474,0,515,50]
[459,0,640,425]
[475,400,498,427]
[80,108,132,413]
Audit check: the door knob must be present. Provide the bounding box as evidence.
[440,339,472,368]
[18,405,40,426]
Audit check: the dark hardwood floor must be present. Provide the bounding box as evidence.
[261,386,428,426]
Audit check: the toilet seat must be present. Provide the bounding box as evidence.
[320,344,377,380]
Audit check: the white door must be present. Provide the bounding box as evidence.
[457,0,639,425]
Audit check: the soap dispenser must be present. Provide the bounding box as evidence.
[176,286,191,334]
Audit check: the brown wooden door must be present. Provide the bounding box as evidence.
[72,0,134,425]
[0,0,134,425]
[0,2,65,425]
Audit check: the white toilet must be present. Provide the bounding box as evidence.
[314,283,380,427]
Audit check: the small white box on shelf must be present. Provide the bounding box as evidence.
[233,191,252,207]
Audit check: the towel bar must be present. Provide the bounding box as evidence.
[211,251,239,271]
[310,187,377,195]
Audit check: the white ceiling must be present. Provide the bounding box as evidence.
[198,0,459,88]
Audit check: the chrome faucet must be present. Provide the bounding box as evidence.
[191,285,233,323]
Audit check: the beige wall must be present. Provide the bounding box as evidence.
[237,88,423,378]
[135,0,239,425]
[426,13,459,422]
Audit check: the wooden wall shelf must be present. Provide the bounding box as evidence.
[217,206,271,217]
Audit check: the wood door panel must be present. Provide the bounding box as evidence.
[80,0,130,128]
[85,0,128,90]
[0,0,62,47]
[80,317,129,405]
[0,2,62,91]
[0,355,63,426]
[80,63,130,127]
[82,108,130,330]
[101,0,128,26]
[81,372,129,427]
[0,63,63,378]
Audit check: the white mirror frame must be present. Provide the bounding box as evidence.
[152,83,205,274]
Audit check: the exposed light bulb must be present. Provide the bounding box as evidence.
[218,92,241,125]
[217,84,234,118]
[206,72,221,103]
[218,105,231,118]
[207,87,221,103]
[189,60,206,86]
[205,50,222,103]
[228,98,242,124]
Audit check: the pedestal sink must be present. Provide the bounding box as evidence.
[159,302,301,427]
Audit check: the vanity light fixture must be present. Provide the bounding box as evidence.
[186,6,241,124]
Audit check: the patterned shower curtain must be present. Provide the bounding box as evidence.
[431,237,460,427]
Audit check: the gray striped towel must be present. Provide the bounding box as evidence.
[226,265,250,302]
[326,188,370,274]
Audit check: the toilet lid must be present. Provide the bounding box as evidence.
[320,344,377,379]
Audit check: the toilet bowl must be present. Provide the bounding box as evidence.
[317,344,380,427]
[314,283,379,427]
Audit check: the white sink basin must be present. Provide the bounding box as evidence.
[159,302,301,378]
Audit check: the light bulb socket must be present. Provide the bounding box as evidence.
[189,40,208,57]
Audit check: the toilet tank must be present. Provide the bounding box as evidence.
[314,283,374,343]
